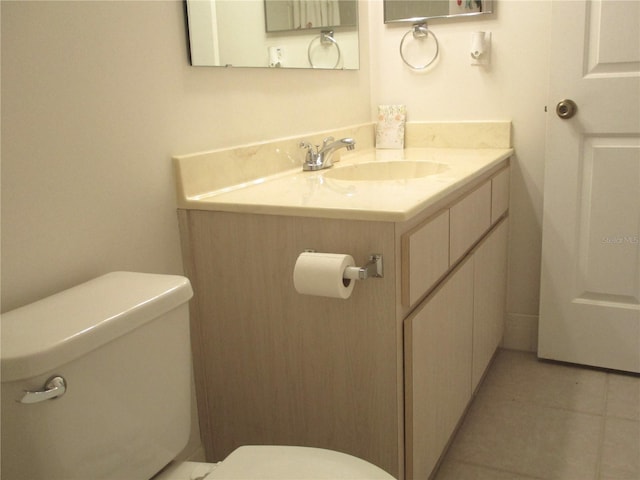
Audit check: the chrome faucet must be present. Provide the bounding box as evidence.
[299,137,356,171]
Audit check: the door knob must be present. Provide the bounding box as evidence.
[556,99,578,119]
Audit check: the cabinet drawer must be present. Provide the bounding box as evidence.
[491,168,510,224]
[402,210,450,307]
[450,182,491,265]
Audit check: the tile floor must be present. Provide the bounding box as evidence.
[433,349,640,480]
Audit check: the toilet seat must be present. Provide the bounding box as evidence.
[153,461,218,480]
[155,446,395,480]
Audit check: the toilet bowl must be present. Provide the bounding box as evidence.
[1,272,394,480]
[155,446,394,480]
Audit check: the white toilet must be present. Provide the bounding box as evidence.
[1,272,394,480]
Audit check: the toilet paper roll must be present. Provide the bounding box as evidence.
[293,252,356,299]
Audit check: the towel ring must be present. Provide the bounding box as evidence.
[399,23,439,70]
[308,30,342,69]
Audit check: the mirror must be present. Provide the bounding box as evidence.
[186,0,359,69]
[384,0,493,23]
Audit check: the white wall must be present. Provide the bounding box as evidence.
[1,0,371,312]
[368,0,552,349]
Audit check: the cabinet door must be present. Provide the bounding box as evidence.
[405,259,474,479]
[472,218,509,391]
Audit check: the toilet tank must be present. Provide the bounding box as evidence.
[1,272,194,480]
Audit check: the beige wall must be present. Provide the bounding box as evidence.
[1,0,551,344]
[369,0,552,350]
[2,0,552,461]
[1,0,371,311]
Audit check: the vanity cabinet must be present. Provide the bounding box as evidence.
[178,163,510,480]
[400,167,509,478]
[404,217,509,479]
[400,169,508,309]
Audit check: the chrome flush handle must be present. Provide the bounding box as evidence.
[20,375,67,404]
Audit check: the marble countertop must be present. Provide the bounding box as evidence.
[176,147,513,222]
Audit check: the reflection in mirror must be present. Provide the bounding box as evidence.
[265,0,357,32]
[384,0,492,23]
[186,0,359,69]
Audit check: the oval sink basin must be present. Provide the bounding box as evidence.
[323,161,448,182]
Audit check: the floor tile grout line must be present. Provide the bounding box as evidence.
[602,370,640,421]
[594,374,610,480]
[602,371,611,416]
[473,391,609,418]
[604,413,640,421]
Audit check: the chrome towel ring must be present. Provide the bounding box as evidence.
[308,30,342,69]
[400,23,439,71]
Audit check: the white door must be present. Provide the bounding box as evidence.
[538,0,640,373]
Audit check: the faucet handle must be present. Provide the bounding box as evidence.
[300,141,320,171]
[321,136,335,148]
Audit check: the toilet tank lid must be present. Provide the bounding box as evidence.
[1,272,193,382]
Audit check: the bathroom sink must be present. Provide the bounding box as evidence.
[323,161,448,182]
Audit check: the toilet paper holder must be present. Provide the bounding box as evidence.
[344,254,384,280]
[302,250,383,281]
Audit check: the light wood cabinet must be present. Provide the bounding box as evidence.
[401,210,450,307]
[178,164,510,480]
[491,167,510,224]
[450,181,492,265]
[472,219,509,391]
[404,217,508,478]
[178,213,401,476]
[405,259,474,479]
